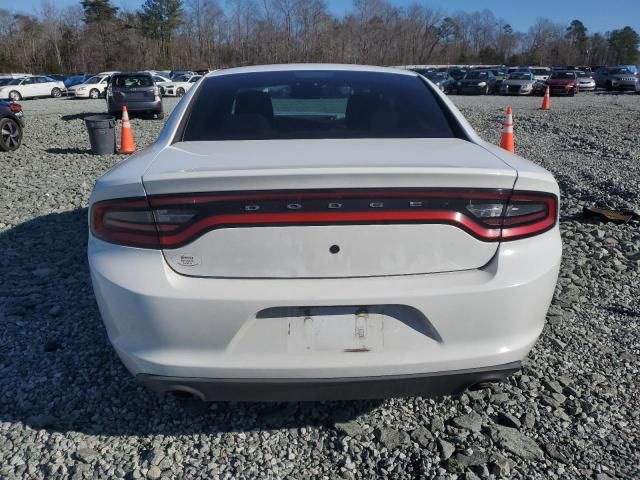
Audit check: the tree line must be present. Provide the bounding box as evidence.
[1,0,639,74]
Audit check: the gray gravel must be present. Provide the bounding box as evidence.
[0,92,639,479]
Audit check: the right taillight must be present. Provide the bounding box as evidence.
[500,192,557,241]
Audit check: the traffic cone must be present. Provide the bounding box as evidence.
[119,105,136,154]
[540,85,550,110]
[499,106,515,153]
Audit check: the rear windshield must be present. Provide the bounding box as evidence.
[112,75,153,87]
[180,70,457,141]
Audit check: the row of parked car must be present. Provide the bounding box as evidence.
[0,70,205,102]
[408,65,640,96]
[0,70,209,151]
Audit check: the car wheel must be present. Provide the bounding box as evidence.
[568,88,575,97]
[0,117,22,151]
[482,85,489,95]
[153,111,165,120]
[51,87,62,98]
[9,91,21,102]
[176,87,185,97]
[605,81,612,92]
[89,89,100,99]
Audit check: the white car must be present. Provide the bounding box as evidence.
[0,76,66,101]
[150,74,173,94]
[67,74,111,99]
[88,64,561,401]
[531,67,552,82]
[162,75,202,96]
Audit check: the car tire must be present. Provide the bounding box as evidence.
[568,88,575,97]
[89,89,100,99]
[8,91,21,102]
[0,117,22,151]
[51,87,62,98]
[605,81,612,92]
[176,87,185,97]
[153,111,165,120]
[482,85,489,95]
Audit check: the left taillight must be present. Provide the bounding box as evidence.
[9,103,22,113]
[90,198,161,248]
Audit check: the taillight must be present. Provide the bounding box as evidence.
[90,189,557,249]
[8,103,21,113]
[501,192,557,240]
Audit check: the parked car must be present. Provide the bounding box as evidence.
[421,71,455,92]
[106,72,163,119]
[150,74,173,95]
[575,71,596,91]
[162,75,202,97]
[0,99,24,151]
[593,66,639,91]
[87,65,561,402]
[486,69,506,89]
[530,67,551,82]
[447,68,467,82]
[545,71,578,96]
[67,74,111,99]
[0,76,66,101]
[0,78,13,87]
[500,71,536,95]
[456,70,497,94]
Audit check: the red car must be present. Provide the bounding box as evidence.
[545,71,578,96]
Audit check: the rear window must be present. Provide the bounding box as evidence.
[180,70,457,141]
[112,75,153,88]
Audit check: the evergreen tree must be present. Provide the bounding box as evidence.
[607,26,640,64]
[138,0,184,65]
[80,0,118,24]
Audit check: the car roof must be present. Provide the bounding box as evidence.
[204,64,417,78]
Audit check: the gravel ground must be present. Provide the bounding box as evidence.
[0,92,638,480]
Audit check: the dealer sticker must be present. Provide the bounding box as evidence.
[174,254,201,267]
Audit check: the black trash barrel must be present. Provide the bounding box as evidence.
[84,115,116,155]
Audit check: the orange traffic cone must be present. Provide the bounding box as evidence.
[540,85,550,110]
[499,106,515,153]
[119,105,136,154]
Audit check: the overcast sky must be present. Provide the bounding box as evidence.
[10,0,640,35]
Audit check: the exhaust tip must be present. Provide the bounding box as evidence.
[166,386,206,402]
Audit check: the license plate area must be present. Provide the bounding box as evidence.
[287,307,383,353]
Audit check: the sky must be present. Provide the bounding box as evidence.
[8,0,640,35]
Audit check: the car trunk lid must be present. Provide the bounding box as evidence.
[142,138,517,278]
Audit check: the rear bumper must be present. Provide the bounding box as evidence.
[138,362,521,401]
[89,225,561,399]
[108,98,162,113]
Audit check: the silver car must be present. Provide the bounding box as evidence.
[576,71,596,91]
[594,67,639,91]
[500,71,536,95]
